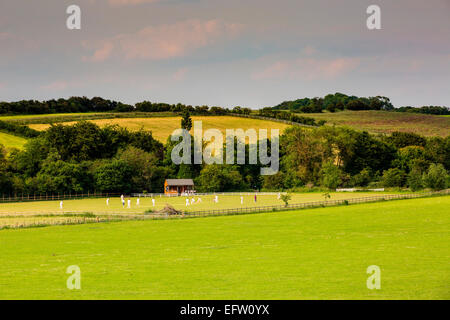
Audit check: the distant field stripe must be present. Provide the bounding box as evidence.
[0,131,27,149]
[304,110,450,137]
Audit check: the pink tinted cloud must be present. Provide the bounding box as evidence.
[172,67,189,81]
[84,19,243,62]
[85,41,114,62]
[253,56,360,80]
[41,81,69,91]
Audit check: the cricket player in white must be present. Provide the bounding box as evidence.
[60,201,63,210]
[127,199,131,208]
[152,198,155,207]
[186,198,189,206]
[136,198,140,206]
[241,196,244,204]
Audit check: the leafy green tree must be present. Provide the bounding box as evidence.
[326,103,337,113]
[94,160,133,193]
[181,109,192,131]
[281,126,333,186]
[163,132,201,180]
[320,161,342,189]
[422,163,448,191]
[341,131,396,175]
[9,137,49,177]
[177,164,195,179]
[350,168,372,187]
[385,132,426,149]
[195,165,245,192]
[127,128,164,158]
[116,146,161,192]
[407,168,423,191]
[392,146,427,172]
[44,122,163,162]
[35,155,92,193]
[232,106,243,114]
[0,144,12,194]
[346,99,369,110]
[263,171,285,190]
[382,168,406,187]
[280,193,291,207]
[425,137,450,170]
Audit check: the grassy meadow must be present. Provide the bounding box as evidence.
[27,116,291,142]
[0,196,448,299]
[0,192,399,216]
[306,110,450,137]
[0,131,27,149]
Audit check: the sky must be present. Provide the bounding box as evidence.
[0,0,449,108]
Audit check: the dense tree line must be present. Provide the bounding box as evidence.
[393,106,450,115]
[0,97,134,115]
[272,93,449,115]
[0,120,448,195]
[263,127,449,191]
[0,97,246,116]
[1,122,165,195]
[258,108,326,126]
[1,96,447,118]
[272,93,394,113]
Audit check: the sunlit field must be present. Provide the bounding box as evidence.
[0,131,27,149]
[28,116,291,142]
[306,110,450,137]
[0,196,448,299]
[0,192,400,215]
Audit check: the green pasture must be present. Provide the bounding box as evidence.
[0,131,27,149]
[0,196,448,299]
[0,192,399,215]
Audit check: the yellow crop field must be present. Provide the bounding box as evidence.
[28,116,291,142]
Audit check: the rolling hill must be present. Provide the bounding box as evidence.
[27,116,291,143]
[305,110,449,137]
